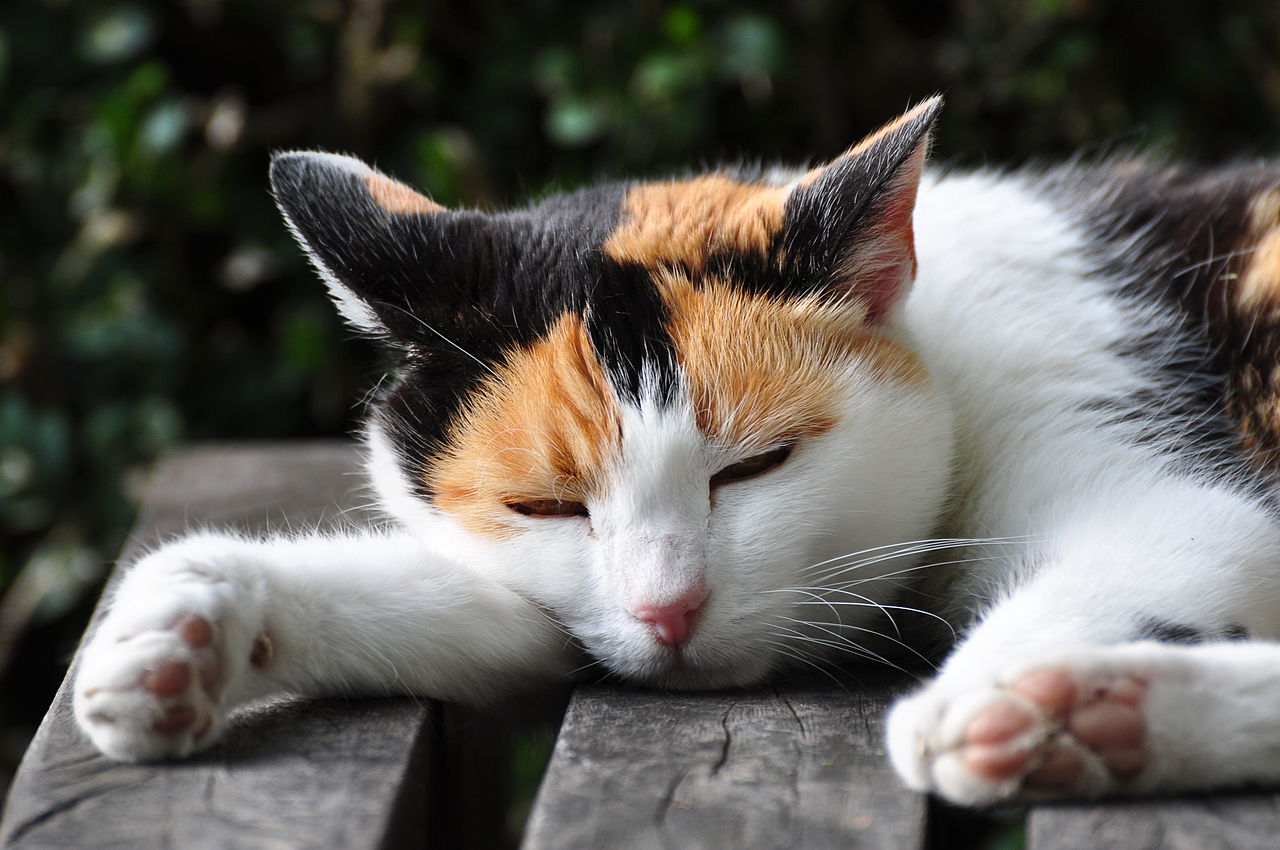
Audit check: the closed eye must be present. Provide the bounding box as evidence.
[507,498,589,518]
[711,445,793,487]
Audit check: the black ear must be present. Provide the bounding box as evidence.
[269,151,449,339]
[781,96,941,323]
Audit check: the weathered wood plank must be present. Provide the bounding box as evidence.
[522,675,928,850]
[0,442,437,850]
[1028,793,1280,850]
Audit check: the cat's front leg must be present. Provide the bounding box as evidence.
[75,530,573,762]
[881,462,1280,806]
[883,541,1280,808]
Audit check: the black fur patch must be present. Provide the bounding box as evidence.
[1138,618,1252,644]
[1139,618,1204,644]
[582,261,679,406]
[777,117,931,296]
[1223,623,1251,641]
[1043,163,1275,314]
[1041,162,1280,490]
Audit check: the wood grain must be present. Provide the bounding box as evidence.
[522,674,929,850]
[1028,793,1280,850]
[0,442,437,850]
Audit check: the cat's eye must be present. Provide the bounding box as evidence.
[507,499,589,518]
[711,445,793,487]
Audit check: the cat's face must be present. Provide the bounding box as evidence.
[272,98,953,687]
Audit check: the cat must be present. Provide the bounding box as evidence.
[73,96,1280,806]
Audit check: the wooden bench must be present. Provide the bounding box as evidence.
[3,442,1278,849]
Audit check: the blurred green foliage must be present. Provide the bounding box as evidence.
[1,0,1279,805]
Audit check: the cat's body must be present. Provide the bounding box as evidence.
[74,99,1280,805]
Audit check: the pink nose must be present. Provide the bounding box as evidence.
[632,587,708,649]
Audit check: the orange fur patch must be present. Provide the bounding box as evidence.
[603,176,788,269]
[659,269,926,451]
[1238,188,1280,309]
[427,314,621,536]
[363,172,445,215]
[1230,362,1280,472]
[1230,185,1280,472]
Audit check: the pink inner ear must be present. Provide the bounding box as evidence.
[845,147,925,325]
[859,195,918,324]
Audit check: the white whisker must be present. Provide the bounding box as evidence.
[777,615,938,670]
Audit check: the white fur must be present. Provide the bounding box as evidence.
[74,169,1280,808]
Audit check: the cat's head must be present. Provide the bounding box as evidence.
[270,98,954,687]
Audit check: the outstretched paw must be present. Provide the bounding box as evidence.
[73,539,274,762]
[889,659,1149,805]
[75,611,236,761]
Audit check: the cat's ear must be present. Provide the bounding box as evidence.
[783,96,941,323]
[269,151,447,338]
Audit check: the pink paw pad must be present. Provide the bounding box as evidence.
[152,705,197,734]
[175,614,214,648]
[141,662,191,698]
[131,614,223,738]
[960,666,1148,792]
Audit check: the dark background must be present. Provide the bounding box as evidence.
[2,0,1279,820]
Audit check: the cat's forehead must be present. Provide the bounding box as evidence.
[515,171,803,284]
[472,173,812,404]
[497,172,797,302]
[421,272,920,538]
[383,172,926,537]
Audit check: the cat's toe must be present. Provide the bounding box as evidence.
[959,698,1038,782]
[889,685,1046,804]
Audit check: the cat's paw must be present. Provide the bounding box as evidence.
[73,540,270,761]
[887,655,1150,805]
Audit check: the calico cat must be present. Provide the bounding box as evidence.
[74,96,1280,806]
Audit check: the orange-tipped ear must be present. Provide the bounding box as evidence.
[784,96,941,323]
[362,168,446,215]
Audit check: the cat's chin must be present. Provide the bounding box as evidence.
[609,647,776,691]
